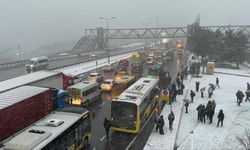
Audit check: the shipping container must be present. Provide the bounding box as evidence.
[0,86,53,142]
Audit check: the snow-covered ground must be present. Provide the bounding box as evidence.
[144,66,250,150]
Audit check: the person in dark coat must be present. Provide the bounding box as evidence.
[200,87,205,98]
[185,102,189,113]
[201,105,206,123]
[195,82,200,92]
[217,109,224,127]
[172,89,178,102]
[211,100,216,111]
[190,90,196,103]
[154,112,160,132]
[103,118,112,139]
[207,108,215,124]
[168,111,175,130]
[157,115,165,135]
[215,77,220,88]
[196,104,203,122]
[247,82,250,91]
[238,91,245,106]
[236,90,240,103]
[208,86,213,98]
[245,90,250,102]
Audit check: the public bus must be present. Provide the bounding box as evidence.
[2,107,91,150]
[111,77,159,133]
[25,56,49,73]
[67,81,100,106]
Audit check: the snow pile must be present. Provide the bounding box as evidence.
[145,67,250,150]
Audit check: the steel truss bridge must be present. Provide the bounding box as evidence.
[72,25,250,51]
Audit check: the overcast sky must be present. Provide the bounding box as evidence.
[0,0,249,49]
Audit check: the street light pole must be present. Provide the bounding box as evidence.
[99,16,116,64]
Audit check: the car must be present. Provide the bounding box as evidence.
[88,73,104,83]
[101,79,114,91]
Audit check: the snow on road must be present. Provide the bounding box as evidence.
[145,66,250,150]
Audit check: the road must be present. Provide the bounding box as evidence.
[87,51,189,150]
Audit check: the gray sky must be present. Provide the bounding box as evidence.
[0,0,249,49]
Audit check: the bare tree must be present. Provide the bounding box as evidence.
[236,129,250,150]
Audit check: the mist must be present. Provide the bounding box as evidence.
[0,0,249,50]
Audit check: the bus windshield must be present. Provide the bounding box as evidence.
[111,101,137,130]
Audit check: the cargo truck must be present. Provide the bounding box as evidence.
[0,86,53,142]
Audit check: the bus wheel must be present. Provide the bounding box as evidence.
[84,137,89,147]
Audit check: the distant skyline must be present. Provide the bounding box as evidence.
[0,0,249,49]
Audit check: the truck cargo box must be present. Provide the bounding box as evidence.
[0,86,53,142]
[0,70,63,94]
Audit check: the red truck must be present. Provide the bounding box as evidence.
[0,86,53,142]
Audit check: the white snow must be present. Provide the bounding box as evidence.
[144,66,250,150]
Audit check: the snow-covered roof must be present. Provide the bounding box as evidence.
[0,70,61,94]
[0,86,49,109]
[67,81,97,91]
[4,107,88,150]
[115,77,159,105]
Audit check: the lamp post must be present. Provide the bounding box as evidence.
[99,16,116,64]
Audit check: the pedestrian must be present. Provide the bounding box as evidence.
[201,105,206,123]
[195,82,200,92]
[215,77,220,88]
[245,90,250,102]
[172,89,178,102]
[238,91,244,106]
[154,112,160,132]
[196,104,203,122]
[207,108,215,124]
[217,109,224,127]
[185,102,189,113]
[103,118,112,140]
[211,100,216,111]
[200,87,205,98]
[247,82,250,90]
[236,90,240,103]
[157,115,165,135]
[168,111,175,130]
[190,90,196,103]
[208,86,213,98]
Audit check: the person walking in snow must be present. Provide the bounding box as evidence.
[168,111,175,131]
[236,90,240,103]
[247,82,250,91]
[217,109,224,127]
[157,115,165,135]
[201,105,206,123]
[215,77,220,88]
[154,112,160,132]
[238,91,244,106]
[196,104,203,122]
[185,102,189,113]
[207,108,215,124]
[245,90,250,102]
[208,86,213,98]
[195,82,200,92]
[190,90,196,103]
[211,100,216,111]
[200,87,205,98]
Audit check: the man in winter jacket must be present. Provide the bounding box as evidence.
[195,82,200,92]
[207,108,215,124]
[196,104,203,122]
[190,90,195,103]
[211,100,216,111]
[185,102,189,113]
[168,111,175,130]
[217,109,224,127]
[157,115,165,135]
[208,86,213,98]
[103,118,112,139]
[245,90,250,102]
[238,91,244,106]
[215,77,220,88]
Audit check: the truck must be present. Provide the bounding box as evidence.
[0,70,64,94]
[0,86,53,142]
[0,86,69,143]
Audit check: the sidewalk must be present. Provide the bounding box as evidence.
[144,76,192,150]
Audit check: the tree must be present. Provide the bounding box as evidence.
[236,129,250,150]
[222,30,249,68]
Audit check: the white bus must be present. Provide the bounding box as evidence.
[25,56,49,73]
[67,81,100,106]
[111,77,159,133]
[2,107,91,150]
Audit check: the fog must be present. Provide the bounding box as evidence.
[0,0,249,50]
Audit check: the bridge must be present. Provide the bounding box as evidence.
[72,24,250,51]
